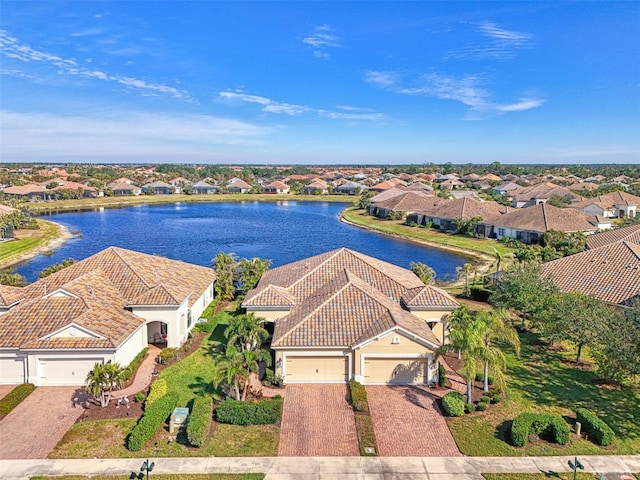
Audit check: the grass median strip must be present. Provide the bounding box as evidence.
[32,475,265,480]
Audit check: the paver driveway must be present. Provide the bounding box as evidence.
[0,387,85,459]
[278,384,359,456]
[366,385,462,457]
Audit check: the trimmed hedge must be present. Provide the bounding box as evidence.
[146,379,167,405]
[481,395,491,403]
[510,412,570,447]
[465,403,476,414]
[0,383,35,416]
[438,363,446,387]
[186,396,213,447]
[469,285,493,302]
[476,401,488,411]
[120,347,148,382]
[215,396,282,425]
[127,393,179,451]
[348,379,369,412]
[576,408,615,446]
[442,391,465,417]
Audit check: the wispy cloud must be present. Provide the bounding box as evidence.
[302,25,340,59]
[364,70,544,119]
[219,90,385,122]
[0,29,190,100]
[0,110,269,161]
[448,21,533,60]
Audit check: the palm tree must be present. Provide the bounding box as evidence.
[446,306,474,359]
[212,251,238,300]
[224,313,268,352]
[240,348,272,400]
[474,310,521,393]
[237,257,271,295]
[410,261,436,285]
[456,263,473,296]
[85,362,123,407]
[490,247,504,273]
[213,344,246,401]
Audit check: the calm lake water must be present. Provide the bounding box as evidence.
[18,201,468,282]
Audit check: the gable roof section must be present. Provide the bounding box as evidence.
[271,270,439,348]
[512,182,580,202]
[402,285,460,309]
[541,241,640,306]
[374,191,436,212]
[242,285,297,308]
[586,224,640,250]
[480,203,600,234]
[415,197,506,221]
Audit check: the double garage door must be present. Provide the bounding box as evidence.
[285,356,348,383]
[38,358,102,386]
[364,357,427,385]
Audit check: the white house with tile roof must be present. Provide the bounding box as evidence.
[242,248,459,385]
[0,247,216,386]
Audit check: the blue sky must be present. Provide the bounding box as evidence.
[1,1,639,165]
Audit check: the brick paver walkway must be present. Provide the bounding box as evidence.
[366,385,462,457]
[278,384,359,456]
[111,344,161,399]
[0,387,85,459]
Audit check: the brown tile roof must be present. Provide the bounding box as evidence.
[228,179,252,189]
[541,241,640,306]
[271,270,440,348]
[242,285,297,308]
[414,197,506,221]
[571,191,640,209]
[369,187,408,204]
[402,285,460,309]
[0,204,18,215]
[512,182,582,203]
[585,224,640,250]
[3,184,48,195]
[480,203,600,234]
[374,192,438,212]
[0,285,25,306]
[264,181,289,189]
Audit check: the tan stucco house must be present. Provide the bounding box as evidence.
[242,248,459,385]
[0,247,215,386]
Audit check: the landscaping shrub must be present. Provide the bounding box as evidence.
[510,412,570,447]
[576,408,615,446]
[186,395,213,447]
[469,285,492,302]
[441,391,465,417]
[263,369,284,388]
[481,395,491,403]
[348,379,369,412]
[490,394,501,404]
[146,379,167,405]
[438,363,446,387]
[127,393,179,451]
[120,347,148,382]
[158,347,178,364]
[476,401,488,411]
[215,397,282,425]
[0,383,35,416]
[193,321,216,333]
[475,373,494,385]
[465,403,476,414]
[134,392,145,403]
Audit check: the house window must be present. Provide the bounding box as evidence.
[498,228,506,237]
[160,323,167,335]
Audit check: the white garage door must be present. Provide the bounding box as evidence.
[38,358,102,386]
[285,356,348,383]
[364,357,427,385]
[0,356,26,384]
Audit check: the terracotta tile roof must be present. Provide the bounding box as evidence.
[585,224,640,250]
[0,285,25,306]
[571,191,640,209]
[242,285,297,307]
[374,192,438,212]
[369,187,409,204]
[414,197,506,221]
[480,203,600,234]
[265,181,289,189]
[228,179,252,189]
[0,204,18,215]
[401,285,460,308]
[272,270,440,348]
[3,184,48,195]
[512,182,581,203]
[541,241,640,306]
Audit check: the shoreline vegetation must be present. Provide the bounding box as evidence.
[1,195,507,276]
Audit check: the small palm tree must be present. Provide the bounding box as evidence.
[213,345,246,401]
[224,313,268,352]
[85,362,123,407]
[240,348,272,400]
[490,247,504,273]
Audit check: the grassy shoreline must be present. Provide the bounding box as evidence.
[0,219,71,269]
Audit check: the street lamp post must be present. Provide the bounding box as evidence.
[140,458,155,480]
[568,456,584,480]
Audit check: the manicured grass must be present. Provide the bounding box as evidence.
[354,412,378,456]
[0,219,60,265]
[50,310,280,458]
[32,475,264,480]
[447,331,640,456]
[0,383,35,417]
[483,474,599,480]
[25,193,351,213]
[341,206,513,258]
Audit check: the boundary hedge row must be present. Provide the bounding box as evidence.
[0,383,35,416]
[510,412,570,447]
[215,397,282,425]
[146,379,167,405]
[127,393,179,451]
[348,380,369,412]
[576,408,615,446]
[186,396,213,447]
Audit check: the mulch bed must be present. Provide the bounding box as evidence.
[442,352,491,403]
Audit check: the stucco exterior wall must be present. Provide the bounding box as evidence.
[189,282,215,322]
[131,302,187,347]
[114,325,147,367]
[244,308,289,322]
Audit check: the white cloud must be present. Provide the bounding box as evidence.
[0,110,270,160]
[302,25,340,59]
[219,90,385,122]
[447,21,533,60]
[0,29,191,100]
[364,70,544,118]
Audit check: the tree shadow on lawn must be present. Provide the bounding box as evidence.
[188,375,218,397]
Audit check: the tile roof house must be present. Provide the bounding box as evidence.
[510,182,582,208]
[107,182,142,196]
[0,247,215,386]
[585,223,640,250]
[226,179,252,193]
[477,203,609,244]
[191,180,219,195]
[242,248,459,385]
[568,191,639,219]
[262,180,290,194]
[367,191,436,219]
[142,181,174,195]
[541,240,640,307]
[300,179,329,195]
[2,184,49,200]
[407,197,508,232]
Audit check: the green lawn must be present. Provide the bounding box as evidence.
[341,206,514,258]
[32,475,264,480]
[447,332,640,456]
[50,311,280,458]
[0,219,61,265]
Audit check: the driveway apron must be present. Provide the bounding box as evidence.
[278,384,359,456]
[0,387,85,459]
[366,385,462,457]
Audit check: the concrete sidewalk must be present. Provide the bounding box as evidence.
[1,454,638,479]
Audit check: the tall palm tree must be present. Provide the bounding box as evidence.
[240,348,272,401]
[85,362,123,407]
[237,257,271,295]
[212,251,238,300]
[490,247,504,273]
[213,344,246,401]
[456,263,473,296]
[224,313,268,352]
[446,305,474,359]
[474,310,520,392]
